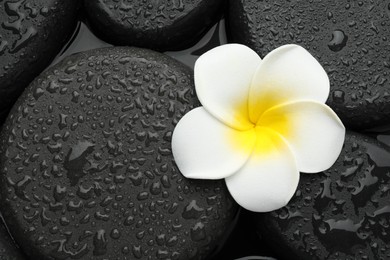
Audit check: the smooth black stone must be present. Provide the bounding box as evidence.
[83,0,224,52]
[0,47,237,260]
[0,0,80,126]
[254,132,390,260]
[0,217,26,260]
[227,0,390,130]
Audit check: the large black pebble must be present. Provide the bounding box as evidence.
[0,217,26,260]
[254,132,390,260]
[84,0,224,51]
[227,0,390,130]
[0,47,237,260]
[0,0,79,126]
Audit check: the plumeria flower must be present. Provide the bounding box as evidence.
[172,44,345,212]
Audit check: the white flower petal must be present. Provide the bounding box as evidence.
[225,128,299,212]
[195,44,262,130]
[259,100,345,173]
[172,107,255,180]
[249,44,330,123]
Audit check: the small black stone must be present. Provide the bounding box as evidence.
[0,0,80,125]
[227,0,390,130]
[0,47,237,260]
[83,0,224,51]
[254,132,390,260]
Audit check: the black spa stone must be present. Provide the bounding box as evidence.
[254,132,390,260]
[0,47,237,260]
[0,0,79,125]
[0,217,26,260]
[227,0,390,130]
[83,0,224,52]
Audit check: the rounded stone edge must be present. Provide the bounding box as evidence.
[83,1,224,51]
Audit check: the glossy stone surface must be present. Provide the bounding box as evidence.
[0,47,237,260]
[255,132,390,260]
[227,0,390,130]
[84,0,224,51]
[0,0,79,125]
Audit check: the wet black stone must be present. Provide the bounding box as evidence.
[0,0,80,126]
[83,0,224,51]
[227,0,390,130]
[0,47,237,260]
[254,132,390,260]
[0,217,26,260]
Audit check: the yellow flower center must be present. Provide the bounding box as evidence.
[228,96,291,156]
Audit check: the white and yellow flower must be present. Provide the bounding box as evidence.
[172,44,345,212]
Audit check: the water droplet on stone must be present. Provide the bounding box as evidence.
[328,30,348,52]
[64,140,95,185]
[93,229,107,256]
